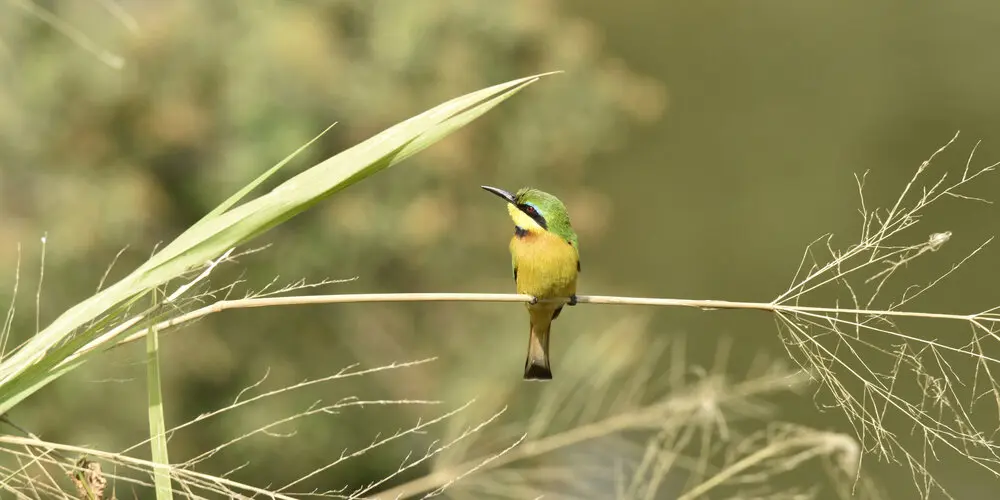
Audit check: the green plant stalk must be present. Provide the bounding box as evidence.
[0,72,554,415]
[146,293,173,500]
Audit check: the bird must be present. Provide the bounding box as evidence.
[481,185,580,380]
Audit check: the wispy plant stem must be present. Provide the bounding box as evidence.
[676,434,835,500]
[370,370,806,499]
[111,292,998,348]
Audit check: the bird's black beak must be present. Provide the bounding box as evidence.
[481,185,516,204]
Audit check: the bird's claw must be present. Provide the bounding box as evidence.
[528,296,539,305]
[568,294,578,306]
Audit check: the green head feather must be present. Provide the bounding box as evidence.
[480,185,579,247]
[513,187,579,247]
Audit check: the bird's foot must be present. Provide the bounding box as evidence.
[568,294,578,306]
[528,295,539,305]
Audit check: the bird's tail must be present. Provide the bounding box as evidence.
[524,308,554,381]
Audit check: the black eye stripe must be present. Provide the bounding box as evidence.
[517,203,548,230]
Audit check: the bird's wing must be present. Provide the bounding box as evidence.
[512,253,518,282]
[565,232,580,273]
[567,237,581,273]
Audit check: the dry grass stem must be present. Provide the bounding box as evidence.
[2,132,996,498]
[111,293,999,351]
[373,322,817,499]
[10,0,125,68]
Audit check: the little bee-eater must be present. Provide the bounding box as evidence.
[481,186,580,381]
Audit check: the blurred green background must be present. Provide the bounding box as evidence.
[2,0,999,498]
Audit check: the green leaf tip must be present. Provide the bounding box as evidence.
[0,73,553,415]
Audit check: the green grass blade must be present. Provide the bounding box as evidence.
[135,73,550,282]
[198,123,337,223]
[0,72,553,415]
[146,292,173,500]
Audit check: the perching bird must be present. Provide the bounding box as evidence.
[481,186,580,380]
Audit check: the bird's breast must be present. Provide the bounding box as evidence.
[510,230,579,299]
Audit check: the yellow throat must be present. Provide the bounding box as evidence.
[507,202,545,231]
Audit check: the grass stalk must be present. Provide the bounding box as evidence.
[676,434,837,500]
[370,371,805,499]
[146,291,173,500]
[111,292,1000,350]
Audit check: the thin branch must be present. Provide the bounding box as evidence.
[112,292,999,348]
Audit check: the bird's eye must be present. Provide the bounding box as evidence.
[522,204,536,215]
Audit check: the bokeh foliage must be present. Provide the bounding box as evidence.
[5,0,1000,498]
[0,0,665,492]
